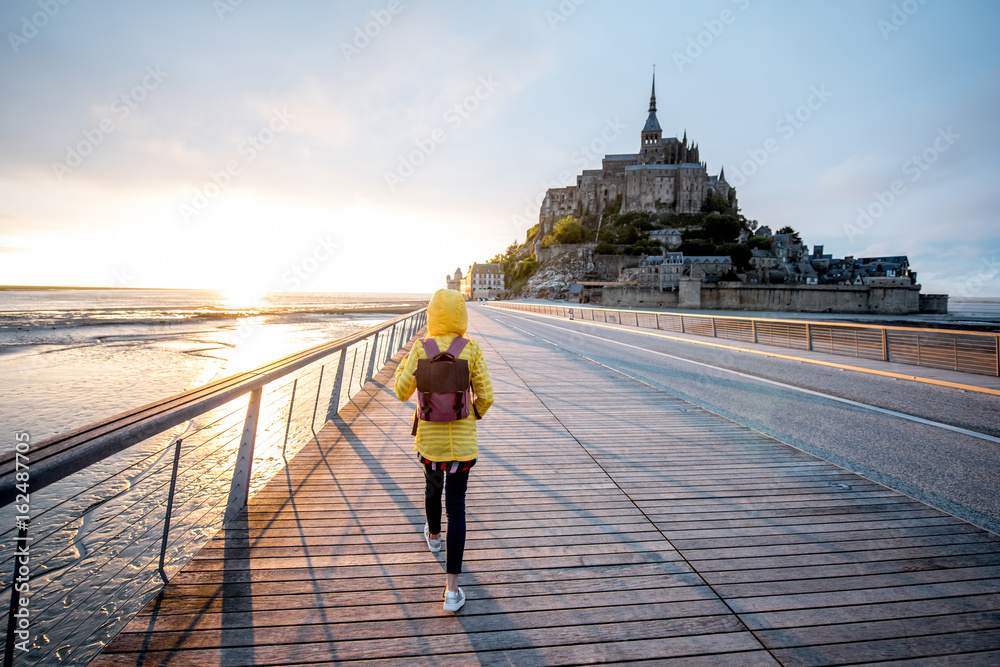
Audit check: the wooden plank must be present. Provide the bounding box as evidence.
[92,307,1000,666]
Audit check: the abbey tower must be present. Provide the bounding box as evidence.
[539,72,735,234]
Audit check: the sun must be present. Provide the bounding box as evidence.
[220,285,270,310]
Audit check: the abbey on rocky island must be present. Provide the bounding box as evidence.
[538,72,735,234]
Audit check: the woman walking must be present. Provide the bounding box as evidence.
[395,289,494,612]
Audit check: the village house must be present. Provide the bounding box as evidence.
[459,263,503,300]
[639,253,733,290]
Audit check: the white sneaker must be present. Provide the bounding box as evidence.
[423,523,441,553]
[443,588,465,612]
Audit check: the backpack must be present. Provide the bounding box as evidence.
[411,337,471,436]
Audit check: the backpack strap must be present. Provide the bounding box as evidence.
[418,338,439,422]
[421,337,441,358]
[444,337,469,359]
[446,338,470,419]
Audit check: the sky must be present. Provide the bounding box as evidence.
[0,0,997,297]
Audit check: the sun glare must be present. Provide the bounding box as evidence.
[221,286,270,310]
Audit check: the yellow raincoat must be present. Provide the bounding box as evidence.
[395,289,494,462]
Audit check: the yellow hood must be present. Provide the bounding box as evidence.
[426,289,467,337]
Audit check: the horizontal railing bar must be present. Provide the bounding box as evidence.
[500,301,993,337]
[490,301,998,378]
[0,308,426,506]
[6,334,359,471]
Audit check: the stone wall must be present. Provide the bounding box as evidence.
[593,254,642,281]
[598,284,679,308]
[535,243,593,264]
[595,282,928,314]
[919,293,949,314]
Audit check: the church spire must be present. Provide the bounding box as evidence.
[641,67,661,137]
[648,67,657,113]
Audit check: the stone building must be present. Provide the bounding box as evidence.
[639,252,684,290]
[649,229,683,250]
[539,73,735,234]
[445,267,462,292]
[639,253,733,290]
[460,263,503,300]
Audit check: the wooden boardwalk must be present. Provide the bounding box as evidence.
[95,308,1000,665]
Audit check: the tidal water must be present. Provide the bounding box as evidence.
[0,288,428,664]
[0,289,428,442]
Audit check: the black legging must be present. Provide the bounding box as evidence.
[423,466,471,574]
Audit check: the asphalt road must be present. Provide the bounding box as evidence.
[479,306,1000,535]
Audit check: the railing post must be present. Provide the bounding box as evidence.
[882,328,889,362]
[311,365,325,430]
[158,437,184,582]
[386,323,398,363]
[327,350,348,422]
[224,387,262,524]
[4,521,29,667]
[806,323,812,351]
[711,317,717,339]
[282,379,298,455]
[996,335,999,377]
[358,343,368,389]
[752,319,758,344]
[366,332,380,383]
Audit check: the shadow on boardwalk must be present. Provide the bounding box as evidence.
[94,309,1000,666]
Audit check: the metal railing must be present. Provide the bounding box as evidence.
[489,301,1000,377]
[0,308,426,666]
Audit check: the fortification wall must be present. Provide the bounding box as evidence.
[535,243,592,263]
[593,255,641,281]
[919,293,950,314]
[597,283,925,314]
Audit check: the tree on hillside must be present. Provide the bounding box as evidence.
[603,193,623,217]
[717,243,753,271]
[540,215,594,247]
[704,216,742,244]
[776,226,802,244]
[553,215,592,244]
[625,239,662,256]
[701,190,732,215]
[678,239,716,255]
[746,235,772,250]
